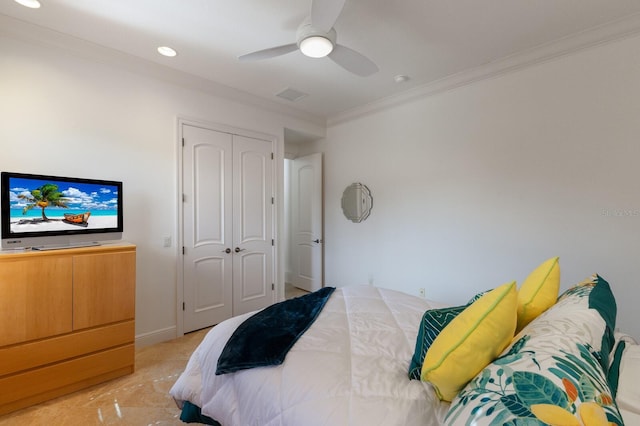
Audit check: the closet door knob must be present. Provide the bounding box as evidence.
[234,247,246,253]
[313,239,322,244]
[222,248,231,254]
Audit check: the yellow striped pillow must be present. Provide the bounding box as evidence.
[517,257,560,333]
[421,281,518,401]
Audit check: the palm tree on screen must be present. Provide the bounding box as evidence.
[19,183,69,221]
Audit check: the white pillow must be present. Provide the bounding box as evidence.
[620,408,640,425]
[617,341,640,415]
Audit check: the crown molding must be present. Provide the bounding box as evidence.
[0,14,327,128]
[5,11,640,130]
[327,12,640,127]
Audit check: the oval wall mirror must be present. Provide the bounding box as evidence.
[341,182,373,223]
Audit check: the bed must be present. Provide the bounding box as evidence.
[170,259,640,425]
[170,285,451,425]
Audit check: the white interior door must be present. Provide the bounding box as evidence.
[182,124,233,332]
[182,125,274,332]
[291,153,323,292]
[232,135,274,315]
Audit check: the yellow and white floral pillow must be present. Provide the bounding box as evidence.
[445,275,623,426]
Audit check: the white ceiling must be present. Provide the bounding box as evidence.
[3,0,640,121]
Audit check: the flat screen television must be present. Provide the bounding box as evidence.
[1,171,123,250]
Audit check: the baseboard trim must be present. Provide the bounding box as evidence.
[135,326,177,348]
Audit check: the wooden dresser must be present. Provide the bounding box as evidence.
[0,243,136,415]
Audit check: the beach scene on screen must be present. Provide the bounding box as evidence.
[7,177,119,233]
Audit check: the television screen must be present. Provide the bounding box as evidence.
[1,172,123,249]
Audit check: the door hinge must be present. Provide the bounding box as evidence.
[182,302,185,311]
[272,283,275,291]
[271,239,274,246]
[182,246,185,255]
[271,196,274,205]
[182,194,186,202]
[182,137,185,147]
[271,152,274,160]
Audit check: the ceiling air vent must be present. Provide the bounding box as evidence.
[276,87,308,102]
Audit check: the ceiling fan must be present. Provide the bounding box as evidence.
[238,0,378,77]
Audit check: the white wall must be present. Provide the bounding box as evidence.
[0,32,323,346]
[317,33,640,339]
[3,20,639,343]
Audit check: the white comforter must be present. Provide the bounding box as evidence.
[170,285,450,426]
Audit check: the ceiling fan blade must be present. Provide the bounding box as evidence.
[328,44,378,77]
[238,43,298,61]
[311,0,346,33]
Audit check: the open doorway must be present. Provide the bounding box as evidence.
[283,129,324,298]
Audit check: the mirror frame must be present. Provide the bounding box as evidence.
[341,182,373,223]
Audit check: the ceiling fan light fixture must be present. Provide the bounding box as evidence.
[299,36,333,58]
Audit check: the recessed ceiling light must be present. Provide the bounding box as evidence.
[394,75,410,83]
[157,46,177,57]
[14,0,41,8]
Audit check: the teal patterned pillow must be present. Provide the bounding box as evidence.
[408,304,466,380]
[408,291,488,380]
[445,275,623,425]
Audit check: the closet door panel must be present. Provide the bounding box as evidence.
[232,135,273,315]
[182,125,233,332]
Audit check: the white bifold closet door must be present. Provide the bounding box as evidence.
[182,124,274,333]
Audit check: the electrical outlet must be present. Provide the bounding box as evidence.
[163,236,172,247]
[419,288,425,298]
